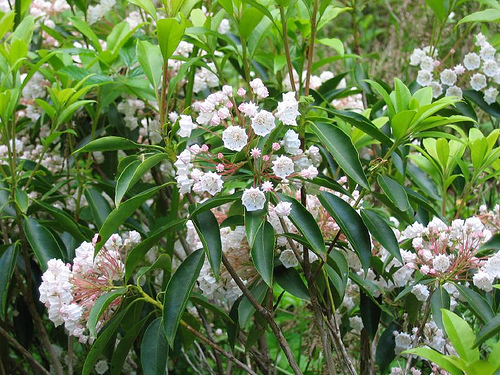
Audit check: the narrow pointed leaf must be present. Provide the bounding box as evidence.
[75,136,141,153]
[23,217,65,270]
[310,120,369,189]
[245,208,266,248]
[192,210,222,277]
[318,191,371,272]
[442,309,479,363]
[251,221,275,287]
[474,313,500,347]
[141,318,168,375]
[361,209,401,262]
[88,288,128,338]
[163,249,205,347]
[377,175,410,212]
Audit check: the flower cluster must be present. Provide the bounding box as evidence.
[39,232,139,342]
[410,33,499,103]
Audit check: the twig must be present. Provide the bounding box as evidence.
[221,254,303,375]
[0,326,52,375]
[180,321,258,375]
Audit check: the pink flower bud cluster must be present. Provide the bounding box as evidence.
[39,232,140,342]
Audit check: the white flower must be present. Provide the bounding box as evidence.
[241,187,266,211]
[275,202,292,217]
[349,316,364,333]
[483,60,499,77]
[276,92,300,126]
[416,70,432,86]
[95,360,109,375]
[419,56,435,72]
[464,53,481,70]
[432,254,451,272]
[440,69,457,86]
[411,284,430,302]
[484,87,499,105]
[429,81,443,98]
[217,18,230,34]
[484,253,500,278]
[272,156,295,179]
[251,110,275,136]
[470,73,487,91]
[222,126,248,151]
[198,172,224,196]
[475,33,487,47]
[410,48,426,66]
[454,64,466,75]
[300,165,318,179]
[282,129,302,155]
[177,115,197,137]
[446,85,462,99]
[480,44,496,61]
[250,78,269,99]
[395,332,412,354]
[238,101,259,117]
[261,181,274,192]
[320,71,334,82]
[280,249,299,268]
[473,270,494,292]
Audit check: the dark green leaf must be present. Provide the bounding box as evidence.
[192,210,222,277]
[111,315,149,375]
[376,322,398,373]
[0,244,17,319]
[88,288,128,338]
[361,209,401,262]
[474,313,500,348]
[455,284,494,324]
[75,136,142,153]
[163,249,205,346]
[319,191,371,272]
[251,221,275,287]
[310,120,369,189]
[431,286,450,332]
[84,188,112,229]
[141,318,168,375]
[245,208,266,249]
[23,217,65,270]
[238,281,268,327]
[377,175,410,212]
[275,266,310,300]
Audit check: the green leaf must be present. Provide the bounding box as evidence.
[238,281,268,327]
[377,175,410,212]
[111,315,149,375]
[136,41,163,90]
[0,11,15,40]
[88,288,128,338]
[318,191,371,272]
[459,9,500,24]
[245,208,266,248]
[391,110,416,140]
[129,0,157,20]
[251,221,275,287]
[95,185,164,254]
[84,188,111,229]
[309,120,369,189]
[431,286,450,332]
[403,348,462,375]
[157,17,186,61]
[136,254,171,284]
[141,318,168,375]
[376,322,398,373]
[75,136,141,153]
[23,217,65,270]
[425,0,448,20]
[0,244,17,320]
[442,309,480,363]
[82,310,126,375]
[360,209,401,263]
[69,17,101,51]
[276,193,326,257]
[239,7,264,39]
[455,284,494,324]
[163,249,205,347]
[115,153,168,207]
[275,266,310,300]
[14,188,28,213]
[188,192,242,218]
[35,201,90,242]
[474,313,500,347]
[125,219,185,281]
[321,108,394,147]
[192,210,222,277]
[317,38,344,56]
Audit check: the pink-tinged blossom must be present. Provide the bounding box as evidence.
[177,115,196,138]
[222,126,248,151]
[272,156,295,179]
[237,87,246,97]
[238,102,259,117]
[251,110,275,136]
[276,92,300,126]
[250,148,261,158]
[261,181,274,192]
[272,142,281,151]
[242,187,266,211]
[275,202,292,217]
[197,172,224,196]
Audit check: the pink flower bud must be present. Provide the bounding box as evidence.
[272,142,281,151]
[216,163,224,172]
[262,155,270,161]
[201,144,209,152]
[237,87,246,97]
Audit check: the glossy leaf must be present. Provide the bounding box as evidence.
[431,286,450,332]
[163,249,205,346]
[455,284,494,324]
[275,266,310,300]
[319,191,371,272]
[157,17,186,61]
[88,288,128,338]
[377,175,410,212]
[141,318,168,375]
[84,188,112,229]
[129,0,157,20]
[192,209,222,277]
[136,41,163,90]
[309,120,369,189]
[442,309,479,363]
[75,136,141,153]
[277,193,326,257]
[111,315,149,375]
[251,221,275,287]
[23,217,65,271]
[0,244,17,320]
[361,209,401,263]
[474,313,500,347]
[404,347,462,375]
[245,208,266,248]
[238,281,268,327]
[95,185,164,254]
